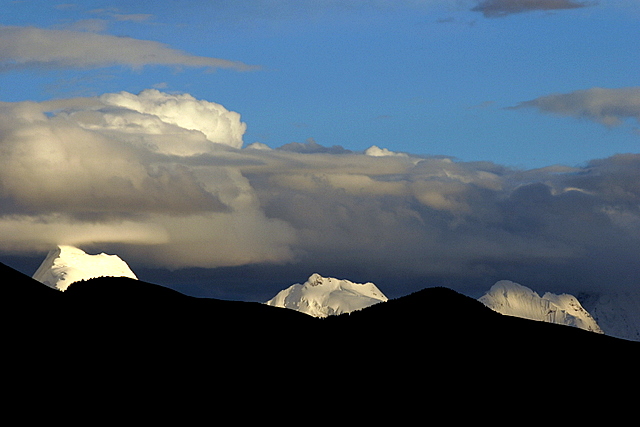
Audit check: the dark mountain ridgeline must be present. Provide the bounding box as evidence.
[4,260,636,353]
[2,261,638,411]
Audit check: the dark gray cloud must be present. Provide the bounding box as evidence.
[472,0,595,17]
[244,151,640,294]
[509,87,640,127]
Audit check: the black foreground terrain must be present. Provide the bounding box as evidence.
[2,261,637,416]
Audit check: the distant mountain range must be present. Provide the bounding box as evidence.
[10,259,637,355]
[29,245,640,341]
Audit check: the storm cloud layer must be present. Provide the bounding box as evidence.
[1,90,639,294]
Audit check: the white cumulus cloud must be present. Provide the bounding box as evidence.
[99,89,247,150]
[364,145,408,157]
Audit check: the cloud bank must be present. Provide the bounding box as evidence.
[510,87,640,127]
[0,90,293,266]
[472,0,594,17]
[0,90,638,294]
[0,25,256,72]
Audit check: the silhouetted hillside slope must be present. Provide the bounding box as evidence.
[327,287,636,363]
[1,261,62,303]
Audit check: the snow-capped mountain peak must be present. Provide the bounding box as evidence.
[265,273,388,317]
[32,245,138,291]
[478,280,603,334]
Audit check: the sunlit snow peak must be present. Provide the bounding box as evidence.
[265,273,388,317]
[32,245,138,291]
[479,280,603,333]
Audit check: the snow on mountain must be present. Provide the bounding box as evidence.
[478,280,603,334]
[32,245,138,291]
[264,273,388,317]
[577,291,640,342]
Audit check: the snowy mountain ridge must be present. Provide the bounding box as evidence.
[264,273,388,317]
[478,280,603,334]
[32,245,138,291]
[27,246,639,341]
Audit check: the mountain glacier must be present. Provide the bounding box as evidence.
[264,273,388,317]
[32,245,138,291]
[577,291,640,342]
[478,280,603,334]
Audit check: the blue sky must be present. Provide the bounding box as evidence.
[3,0,638,168]
[1,1,639,301]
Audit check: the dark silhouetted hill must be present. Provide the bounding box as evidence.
[1,261,62,303]
[60,276,320,368]
[325,286,637,364]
